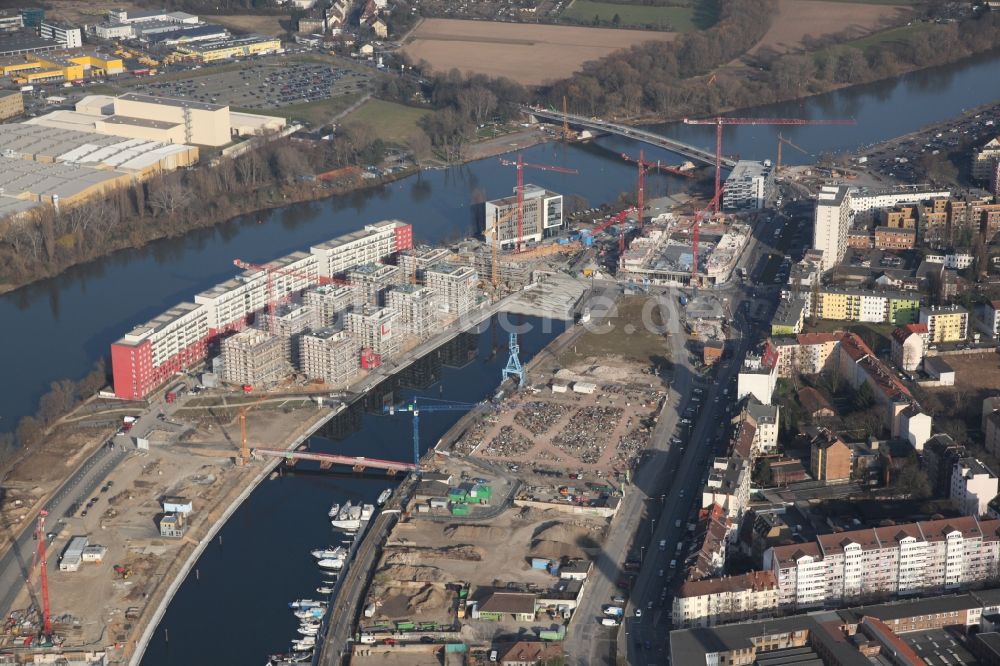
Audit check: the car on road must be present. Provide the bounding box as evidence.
[80,510,88,517]
[679,418,691,425]
[658,569,664,577]
[612,596,626,604]
[634,608,642,617]
[644,640,652,650]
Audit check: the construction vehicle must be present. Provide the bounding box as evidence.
[113,564,132,579]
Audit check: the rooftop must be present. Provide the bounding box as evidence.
[100,114,182,130]
[118,91,226,112]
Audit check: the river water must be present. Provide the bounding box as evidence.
[0,48,996,664]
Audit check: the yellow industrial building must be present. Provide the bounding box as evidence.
[175,35,281,63]
[0,90,23,120]
[1,52,124,84]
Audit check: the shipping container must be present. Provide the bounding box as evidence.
[444,643,467,653]
[531,558,550,570]
[395,621,415,631]
[451,504,470,516]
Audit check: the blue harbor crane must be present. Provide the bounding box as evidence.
[501,333,525,387]
[386,398,480,474]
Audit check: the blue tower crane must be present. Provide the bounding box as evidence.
[501,333,524,386]
[386,397,480,474]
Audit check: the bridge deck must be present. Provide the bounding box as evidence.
[527,108,736,169]
[252,448,419,472]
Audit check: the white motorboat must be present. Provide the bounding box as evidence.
[297,624,320,636]
[317,586,333,594]
[330,504,362,530]
[290,638,315,651]
[377,489,391,506]
[294,608,324,620]
[317,558,345,571]
[327,502,341,518]
[288,599,325,609]
[311,546,347,560]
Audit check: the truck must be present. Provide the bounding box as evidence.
[604,606,624,617]
[601,617,620,626]
[122,416,136,431]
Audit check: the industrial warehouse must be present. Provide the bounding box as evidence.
[109,220,490,401]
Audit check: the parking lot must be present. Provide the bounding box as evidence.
[125,61,371,110]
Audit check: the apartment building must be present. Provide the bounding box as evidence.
[484,184,564,249]
[736,348,778,405]
[386,285,437,339]
[771,293,807,335]
[220,328,285,387]
[348,262,402,307]
[920,304,969,343]
[299,327,358,386]
[110,302,209,401]
[764,516,1000,609]
[672,571,779,628]
[346,305,399,358]
[812,185,852,271]
[772,332,843,378]
[398,246,450,283]
[847,186,951,223]
[810,430,852,482]
[310,220,412,278]
[987,411,1000,458]
[425,262,478,316]
[264,303,313,367]
[303,284,360,329]
[722,160,774,210]
[702,457,752,521]
[874,226,916,250]
[951,458,999,517]
[974,138,1000,181]
[890,323,928,372]
[745,399,780,453]
[979,300,1000,338]
[813,287,920,326]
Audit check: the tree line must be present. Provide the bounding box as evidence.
[544,0,1000,121]
[0,132,388,290]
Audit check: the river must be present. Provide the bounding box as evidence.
[0,47,996,665]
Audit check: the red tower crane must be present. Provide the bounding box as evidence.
[681,116,857,212]
[35,509,52,638]
[233,259,337,333]
[590,206,637,254]
[691,186,725,287]
[498,155,578,253]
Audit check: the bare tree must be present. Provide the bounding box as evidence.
[457,86,497,125]
[148,180,192,218]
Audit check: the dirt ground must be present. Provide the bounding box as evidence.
[402,19,675,85]
[366,505,606,627]
[925,352,1000,396]
[43,0,138,24]
[747,0,909,56]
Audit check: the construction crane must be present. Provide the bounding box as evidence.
[776,132,809,172]
[233,258,335,333]
[498,155,578,253]
[502,333,525,386]
[590,206,637,254]
[386,397,480,473]
[681,116,857,211]
[691,186,725,288]
[237,390,275,466]
[34,509,52,639]
[562,95,571,140]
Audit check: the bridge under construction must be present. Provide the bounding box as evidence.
[252,448,420,473]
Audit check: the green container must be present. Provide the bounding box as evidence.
[451,504,470,516]
[445,643,467,653]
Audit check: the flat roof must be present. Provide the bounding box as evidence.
[101,114,182,130]
[118,91,226,113]
[0,32,59,56]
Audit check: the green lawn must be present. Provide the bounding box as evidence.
[235,92,365,128]
[843,22,934,50]
[342,98,430,145]
[561,0,716,31]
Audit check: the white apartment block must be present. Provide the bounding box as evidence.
[980,301,1000,338]
[764,516,1000,609]
[952,458,999,517]
[265,303,313,366]
[346,305,399,358]
[812,186,852,271]
[702,457,752,521]
[926,252,974,270]
[40,21,82,48]
[920,305,970,343]
[736,350,778,405]
[847,186,951,223]
[399,246,450,283]
[386,285,438,339]
[722,160,774,210]
[194,251,319,335]
[299,327,358,386]
[672,571,779,628]
[745,400,780,453]
[891,324,928,373]
[310,220,412,278]
[772,333,842,378]
[303,284,360,330]
[425,263,478,316]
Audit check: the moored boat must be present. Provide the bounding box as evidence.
[317,558,345,570]
[377,489,391,506]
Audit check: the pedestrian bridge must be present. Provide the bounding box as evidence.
[253,448,419,473]
[525,107,736,169]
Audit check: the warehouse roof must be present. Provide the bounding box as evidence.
[118,91,226,112]
[0,155,127,201]
[101,114,182,130]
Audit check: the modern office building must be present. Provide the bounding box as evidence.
[484,184,563,249]
[812,185,853,271]
[722,160,774,210]
[174,35,282,62]
[39,20,82,48]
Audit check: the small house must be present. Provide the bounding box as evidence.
[477,591,536,622]
[162,496,193,514]
[558,559,591,581]
[159,513,186,538]
[81,544,107,563]
[572,381,596,395]
[924,356,955,386]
